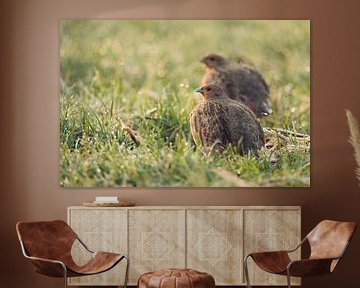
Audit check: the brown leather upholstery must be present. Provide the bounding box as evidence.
[307,220,356,260]
[138,268,215,288]
[16,220,126,278]
[250,251,291,274]
[246,219,356,285]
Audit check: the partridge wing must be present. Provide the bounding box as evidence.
[190,102,231,149]
[234,65,271,116]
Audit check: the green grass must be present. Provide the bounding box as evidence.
[60,20,310,187]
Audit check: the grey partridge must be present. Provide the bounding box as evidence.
[190,84,264,156]
[201,53,271,117]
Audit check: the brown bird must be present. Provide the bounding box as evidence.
[200,53,271,118]
[190,84,264,156]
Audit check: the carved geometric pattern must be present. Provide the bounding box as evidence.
[83,227,113,252]
[208,210,219,215]
[187,209,242,285]
[244,209,301,286]
[68,208,127,286]
[128,209,186,284]
[138,228,175,265]
[128,214,137,227]
[252,228,287,252]
[194,227,232,265]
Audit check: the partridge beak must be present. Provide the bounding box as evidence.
[195,87,203,94]
[199,58,205,63]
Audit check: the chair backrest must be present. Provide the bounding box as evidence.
[307,220,356,261]
[16,220,77,261]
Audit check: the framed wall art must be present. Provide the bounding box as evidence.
[60,20,310,187]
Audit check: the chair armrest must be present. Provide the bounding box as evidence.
[285,237,307,253]
[76,236,94,253]
[247,250,290,258]
[19,240,67,277]
[287,258,335,277]
[25,255,67,277]
[26,255,65,266]
[245,237,306,259]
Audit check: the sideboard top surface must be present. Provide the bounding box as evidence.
[68,206,301,210]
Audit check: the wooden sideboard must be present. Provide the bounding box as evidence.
[67,206,301,286]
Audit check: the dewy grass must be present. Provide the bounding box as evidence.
[60,20,310,187]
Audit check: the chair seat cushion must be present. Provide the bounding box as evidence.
[138,268,215,288]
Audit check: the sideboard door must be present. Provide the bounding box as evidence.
[243,208,301,286]
[128,209,186,284]
[187,209,243,285]
[68,208,127,286]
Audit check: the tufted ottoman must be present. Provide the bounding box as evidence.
[138,268,215,288]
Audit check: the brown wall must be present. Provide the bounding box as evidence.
[1,0,360,287]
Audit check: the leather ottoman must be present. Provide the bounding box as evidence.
[138,268,215,288]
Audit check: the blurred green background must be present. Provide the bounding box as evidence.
[60,20,310,187]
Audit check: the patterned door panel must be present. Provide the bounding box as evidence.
[187,209,243,285]
[68,208,127,286]
[244,209,301,286]
[128,209,186,284]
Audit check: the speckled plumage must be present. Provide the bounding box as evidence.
[190,84,264,156]
[201,53,271,118]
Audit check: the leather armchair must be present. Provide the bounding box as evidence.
[16,220,129,288]
[244,220,356,288]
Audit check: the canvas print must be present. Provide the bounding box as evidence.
[60,20,310,187]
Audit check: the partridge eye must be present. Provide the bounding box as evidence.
[209,57,215,61]
[206,87,211,91]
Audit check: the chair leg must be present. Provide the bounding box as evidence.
[62,264,68,288]
[286,269,291,288]
[123,255,130,288]
[243,255,252,288]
